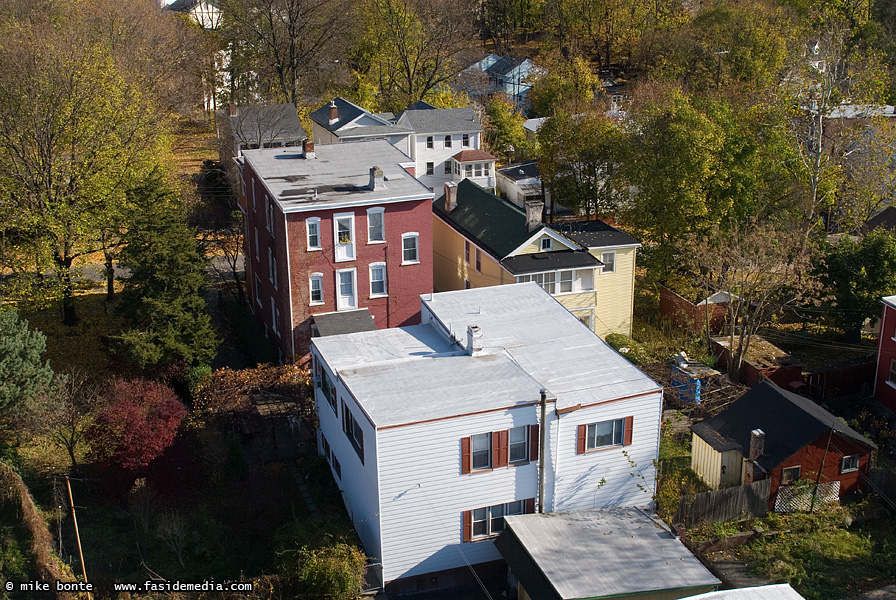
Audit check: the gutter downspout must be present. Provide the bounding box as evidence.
[539,389,547,513]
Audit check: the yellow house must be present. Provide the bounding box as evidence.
[433,179,639,337]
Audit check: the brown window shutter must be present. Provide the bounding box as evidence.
[462,510,472,542]
[624,416,634,446]
[461,437,471,474]
[492,431,503,468]
[500,430,509,467]
[529,424,539,461]
[524,498,535,514]
[577,424,587,454]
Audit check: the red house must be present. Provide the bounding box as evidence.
[237,139,434,360]
[691,381,876,508]
[874,295,896,411]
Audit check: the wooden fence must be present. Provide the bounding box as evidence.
[869,468,896,504]
[674,480,771,526]
[804,355,876,402]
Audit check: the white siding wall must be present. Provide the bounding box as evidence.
[313,358,382,562]
[551,393,662,512]
[376,405,543,582]
[414,132,482,189]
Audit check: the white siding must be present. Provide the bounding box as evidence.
[377,405,544,582]
[413,132,482,189]
[551,393,662,512]
[313,357,382,562]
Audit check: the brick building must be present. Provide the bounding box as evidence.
[236,139,434,359]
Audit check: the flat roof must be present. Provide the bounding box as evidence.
[499,508,720,600]
[684,584,805,600]
[241,140,432,213]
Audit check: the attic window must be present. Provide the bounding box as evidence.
[541,237,552,251]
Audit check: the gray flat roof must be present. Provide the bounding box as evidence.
[501,508,720,600]
[684,585,805,600]
[241,140,432,213]
[312,284,660,427]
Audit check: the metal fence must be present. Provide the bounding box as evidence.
[675,480,771,526]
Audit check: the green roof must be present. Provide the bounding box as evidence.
[433,179,542,259]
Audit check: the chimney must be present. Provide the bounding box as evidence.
[229,103,237,117]
[466,325,483,356]
[444,181,458,212]
[369,166,385,190]
[302,139,315,159]
[744,429,765,484]
[525,199,544,233]
[328,100,338,125]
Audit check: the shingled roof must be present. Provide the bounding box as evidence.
[397,105,481,134]
[555,219,640,249]
[691,381,875,472]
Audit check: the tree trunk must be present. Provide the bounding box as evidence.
[60,257,78,326]
[104,251,116,301]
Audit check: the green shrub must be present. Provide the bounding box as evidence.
[221,301,278,366]
[185,364,212,401]
[605,333,652,365]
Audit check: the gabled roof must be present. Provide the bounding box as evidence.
[224,104,305,146]
[691,381,875,472]
[451,149,495,162]
[498,160,540,182]
[397,106,481,134]
[434,179,542,258]
[496,508,720,600]
[166,0,207,11]
[501,250,601,275]
[486,55,529,76]
[555,219,641,249]
[309,98,410,137]
[863,206,896,234]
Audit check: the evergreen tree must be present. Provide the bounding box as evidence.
[114,177,219,374]
[0,308,54,415]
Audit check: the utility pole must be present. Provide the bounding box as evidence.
[713,50,729,88]
[65,476,92,600]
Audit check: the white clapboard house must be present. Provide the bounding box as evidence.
[310,283,662,593]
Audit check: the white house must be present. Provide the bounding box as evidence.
[309,97,413,155]
[165,0,221,29]
[310,283,662,593]
[394,101,490,190]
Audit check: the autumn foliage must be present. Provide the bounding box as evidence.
[88,378,187,471]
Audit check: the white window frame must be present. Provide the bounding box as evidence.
[574,310,594,330]
[401,232,420,265]
[426,136,434,149]
[465,163,473,178]
[471,432,491,470]
[335,268,358,311]
[271,298,280,336]
[475,248,482,273]
[840,454,860,474]
[334,213,356,262]
[426,162,434,176]
[251,181,256,211]
[464,240,471,265]
[474,163,482,177]
[367,207,385,243]
[889,359,896,386]
[444,161,453,175]
[585,418,625,450]
[462,133,470,147]
[781,465,801,484]
[541,237,552,251]
[369,262,387,298]
[509,425,529,463]
[265,195,274,233]
[254,275,262,307]
[444,135,452,148]
[559,270,573,293]
[471,500,524,539]
[268,250,278,289]
[601,251,616,274]
[309,273,324,306]
[306,217,321,251]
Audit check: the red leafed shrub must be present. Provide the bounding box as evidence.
[88,378,187,471]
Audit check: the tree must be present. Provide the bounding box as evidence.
[357,0,476,113]
[87,378,187,471]
[114,177,219,374]
[294,544,366,599]
[537,108,625,220]
[484,96,530,162]
[527,55,596,117]
[0,12,170,324]
[0,308,53,416]
[817,228,896,333]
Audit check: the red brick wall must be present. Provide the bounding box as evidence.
[659,286,726,333]
[875,304,896,411]
[769,431,874,507]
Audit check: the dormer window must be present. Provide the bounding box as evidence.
[541,237,552,251]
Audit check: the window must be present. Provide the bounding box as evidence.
[560,270,573,293]
[541,237,552,251]
[462,134,470,147]
[336,268,357,310]
[334,213,355,261]
[370,263,387,297]
[484,163,491,176]
[471,433,491,470]
[268,249,277,288]
[576,269,594,291]
[251,181,256,211]
[426,162,434,176]
[601,251,616,273]
[444,135,452,148]
[402,233,419,264]
[465,164,473,178]
[265,196,275,233]
[254,227,259,257]
[342,401,365,463]
[367,208,385,243]
[576,311,594,330]
[454,161,461,176]
[321,368,336,413]
[509,426,528,462]
[841,454,860,473]
[515,272,556,294]
[475,249,482,273]
[333,456,341,479]
[271,298,279,336]
[463,500,532,541]
[464,240,471,264]
[781,465,801,484]
[321,433,330,463]
[254,275,262,307]
[444,161,453,175]
[309,273,324,305]
[474,163,482,177]
[426,136,434,149]
[577,417,633,453]
[889,359,896,385]
[306,217,321,250]
[464,279,471,289]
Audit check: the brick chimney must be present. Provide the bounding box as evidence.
[525,199,544,233]
[302,139,315,159]
[369,166,385,190]
[229,103,237,117]
[467,325,483,356]
[444,181,458,212]
[744,429,765,483]
[328,100,338,125]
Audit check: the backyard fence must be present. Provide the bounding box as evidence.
[869,468,896,504]
[675,480,770,526]
[774,481,840,513]
[804,355,876,402]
